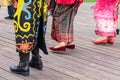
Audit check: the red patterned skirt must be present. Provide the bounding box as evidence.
[51,4,80,43]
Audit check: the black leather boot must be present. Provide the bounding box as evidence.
[10,52,29,76]
[29,46,43,70]
[116,28,119,35]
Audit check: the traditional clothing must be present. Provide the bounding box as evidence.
[94,0,119,36]
[14,0,48,54]
[50,0,83,43]
[10,0,48,76]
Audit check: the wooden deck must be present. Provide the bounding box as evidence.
[0,3,120,80]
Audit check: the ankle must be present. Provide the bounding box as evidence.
[94,36,108,41]
[54,42,66,48]
[67,42,75,46]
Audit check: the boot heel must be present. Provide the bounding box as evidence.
[21,72,29,76]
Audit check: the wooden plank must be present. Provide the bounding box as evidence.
[0,48,79,80]
[41,51,120,80]
[58,54,120,77]
[0,75,6,80]
[0,42,93,80]
[0,41,80,80]
[0,55,24,80]
[0,3,120,80]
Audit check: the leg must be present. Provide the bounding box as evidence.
[49,4,76,51]
[29,46,43,70]
[66,42,75,49]
[5,6,14,19]
[8,6,14,17]
[116,28,119,35]
[10,52,30,76]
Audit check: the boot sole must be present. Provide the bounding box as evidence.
[11,70,29,76]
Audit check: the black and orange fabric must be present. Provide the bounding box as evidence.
[14,0,48,54]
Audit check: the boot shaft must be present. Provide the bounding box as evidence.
[30,46,43,70]
[19,52,29,62]
[32,46,41,60]
[32,46,39,55]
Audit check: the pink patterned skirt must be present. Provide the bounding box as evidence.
[94,0,118,37]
